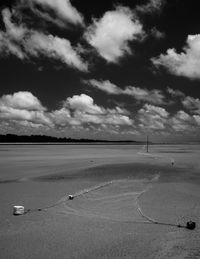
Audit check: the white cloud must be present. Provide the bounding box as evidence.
[2,9,25,41]
[124,86,164,104]
[18,0,84,27]
[49,108,71,127]
[193,115,200,126]
[0,91,45,111]
[0,92,133,131]
[17,120,46,129]
[182,96,200,114]
[85,79,165,104]
[175,110,191,121]
[0,8,88,71]
[84,6,144,63]
[64,94,104,115]
[152,35,200,79]
[1,91,200,137]
[25,32,88,71]
[170,111,194,132]
[138,104,169,130]
[51,94,133,127]
[0,9,26,59]
[33,0,83,25]
[0,91,52,126]
[0,107,50,125]
[136,0,166,15]
[0,120,49,135]
[85,79,120,95]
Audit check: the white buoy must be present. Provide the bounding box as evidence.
[13,206,25,215]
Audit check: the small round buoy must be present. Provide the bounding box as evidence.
[186,221,196,230]
[68,195,74,200]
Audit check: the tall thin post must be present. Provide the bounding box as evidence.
[146,135,149,153]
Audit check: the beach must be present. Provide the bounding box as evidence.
[0,144,200,258]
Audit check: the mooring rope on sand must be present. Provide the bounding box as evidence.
[24,181,114,214]
[135,184,186,228]
[135,186,158,224]
[23,178,184,228]
[20,172,193,229]
[73,181,113,198]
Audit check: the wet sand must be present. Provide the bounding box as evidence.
[0,144,200,258]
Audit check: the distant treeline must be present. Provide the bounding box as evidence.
[0,134,142,144]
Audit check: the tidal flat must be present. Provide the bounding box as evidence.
[0,144,200,259]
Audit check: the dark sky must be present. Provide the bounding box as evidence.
[0,0,200,142]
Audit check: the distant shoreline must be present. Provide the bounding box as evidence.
[0,142,144,145]
[0,142,199,145]
[0,134,144,145]
[0,134,199,145]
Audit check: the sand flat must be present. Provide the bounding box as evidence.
[0,144,200,258]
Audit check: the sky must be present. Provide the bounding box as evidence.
[0,0,200,142]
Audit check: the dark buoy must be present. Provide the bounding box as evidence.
[68,195,74,200]
[186,221,196,230]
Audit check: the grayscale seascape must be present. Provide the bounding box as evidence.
[0,1,199,257]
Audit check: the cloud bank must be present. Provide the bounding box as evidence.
[51,94,133,127]
[0,92,133,134]
[1,90,200,138]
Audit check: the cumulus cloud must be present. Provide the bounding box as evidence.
[138,104,169,130]
[64,94,104,115]
[0,91,133,131]
[84,6,144,63]
[0,8,88,71]
[1,91,200,137]
[170,111,194,132]
[136,0,166,15]
[0,91,52,126]
[51,94,133,127]
[182,96,200,114]
[85,79,165,104]
[152,35,200,80]
[193,115,200,126]
[0,91,45,111]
